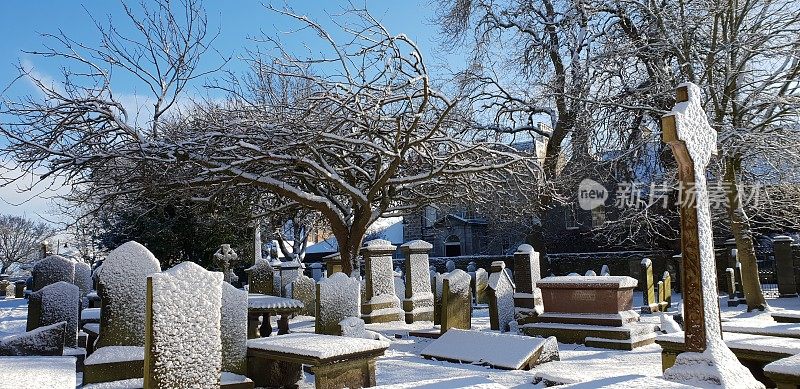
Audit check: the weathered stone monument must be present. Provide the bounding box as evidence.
[145,261,224,388]
[601,264,610,276]
[445,260,456,273]
[488,263,515,332]
[585,270,597,276]
[0,322,66,356]
[27,281,80,348]
[214,244,240,284]
[725,268,738,306]
[513,244,543,324]
[74,262,92,299]
[659,83,760,386]
[641,258,659,313]
[221,282,248,376]
[316,273,361,335]
[291,274,316,317]
[440,269,472,334]
[774,235,797,298]
[523,275,656,350]
[475,268,489,305]
[309,262,324,281]
[246,260,278,296]
[277,259,302,296]
[662,271,672,308]
[32,255,75,292]
[400,240,434,323]
[360,239,403,324]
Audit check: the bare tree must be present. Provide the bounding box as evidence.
[0,215,55,274]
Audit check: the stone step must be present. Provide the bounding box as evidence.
[535,311,640,327]
[521,322,657,349]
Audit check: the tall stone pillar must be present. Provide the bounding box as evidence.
[513,244,543,324]
[360,239,403,324]
[400,240,434,323]
[774,235,797,298]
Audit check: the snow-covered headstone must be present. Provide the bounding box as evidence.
[74,262,92,297]
[27,281,80,348]
[278,259,302,296]
[213,244,240,284]
[661,83,761,387]
[513,244,543,324]
[309,262,324,281]
[440,269,472,334]
[291,274,316,316]
[662,271,672,308]
[475,268,489,305]
[145,261,224,387]
[400,240,434,323]
[220,282,247,376]
[445,260,456,273]
[0,322,66,356]
[246,259,278,296]
[585,270,597,276]
[360,239,403,324]
[315,272,361,335]
[338,317,368,339]
[601,264,610,276]
[488,266,515,332]
[95,241,161,348]
[641,258,659,313]
[32,255,75,292]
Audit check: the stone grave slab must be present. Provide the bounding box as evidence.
[420,329,559,370]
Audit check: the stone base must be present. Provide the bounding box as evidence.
[362,298,403,324]
[536,311,640,327]
[408,328,442,339]
[311,356,376,389]
[402,297,434,324]
[521,309,656,350]
[584,333,656,350]
[83,346,144,384]
[247,356,302,388]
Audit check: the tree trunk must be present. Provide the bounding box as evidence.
[724,157,767,311]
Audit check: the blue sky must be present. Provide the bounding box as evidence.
[0,1,456,223]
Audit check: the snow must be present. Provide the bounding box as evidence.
[247,333,389,359]
[147,261,223,387]
[722,318,800,338]
[32,255,75,291]
[220,283,247,375]
[247,293,304,310]
[83,378,144,389]
[420,328,556,369]
[34,281,80,347]
[374,376,506,388]
[658,331,800,355]
[84,346,144,365]
[0,356,76,388]
[81,308,101,322]
[764,353,800,377]
[0,321,65,356]
[537,275,638,289]
[96,241,161,348]
[291,274,316,316]
[317,272,361,333]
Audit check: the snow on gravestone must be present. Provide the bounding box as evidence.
[96,241,161,348]
[475,268,489,305]
[488,267,515,332]
[32,255,75,292]
[74,262,92,297]
[513,244,543,324]
[0,321,66,356]
[145,261,224,388]
[661,83,761,388]
[316,272,361,335]
[291,274,316,317]
[246,260,278,296]
[440,269,472,334]
[420,329,559,370]
[361,239,403,324]
[27,281,80,348]
[400,240,434,323]
[220,282,247,376]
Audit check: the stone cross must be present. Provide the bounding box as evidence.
[213,244,239,284]
[400,240,434,323]
[660,82,721,352]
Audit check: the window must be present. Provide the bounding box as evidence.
[564,206,578,229]
[592,206,606,227]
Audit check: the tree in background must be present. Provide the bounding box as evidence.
[0,215,55,274]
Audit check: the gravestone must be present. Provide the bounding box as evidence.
[660,83,759,386]
[213,244,240,284]
[433,272,444,326]
[774,236,797,297]
[400,240,434,323]
[32,255,75,292]
[585,270,597,276]
[725,268,739,307]
[475,268,489,305]
[0,322,66,356]
[278,259,302,296]
[641,258,659,313]
[360,239,403,324]
[246,260,278,296]
[74,262,92,298]
[14,280,25,298]
[445,260,456,273]
[145,261,223,387]
[0,280,8,298]
[316,273,361,335]
[429,266,437,293]
[513,244,543,324]
[656,281,666,311]
[601,265,610,276]
[734,261,744,300]
[95,241,161,349]
[488,265,515,332]
[440,269,472,334]
[309,262,324,281]
[27,281,80,348]
[662,271,672,308]
[220,282,247,376]
[291,274,316,316]
[323,253,343,276]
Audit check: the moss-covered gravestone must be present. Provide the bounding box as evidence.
[400,240,434,323]
[27,281,80,348]
[246,260,278,296]
[475,268,489,305]
[440,269,472,334]
[95,241,161,349]
[488,267,515,332]
[361,239,403,324]
[220,281,248,376]
[145,262,224,388]
[316,273,361,335]
[291,274,316,317]
[662,271,672,308]
[640,258,659,313]
[32,255,75,292]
